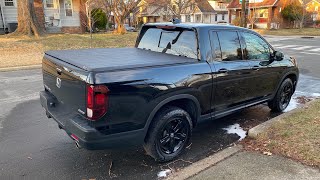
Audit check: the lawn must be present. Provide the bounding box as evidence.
[0,32,138,68]
[255,28,320,36]
[243,100,320,168]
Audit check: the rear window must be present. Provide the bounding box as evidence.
[137,27,198,59]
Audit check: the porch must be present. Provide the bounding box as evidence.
[42,0,84,33]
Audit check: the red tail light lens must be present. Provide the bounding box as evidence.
[86,85,109,120]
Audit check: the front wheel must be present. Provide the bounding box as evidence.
[143,106,193,162]
[268,78,294,112]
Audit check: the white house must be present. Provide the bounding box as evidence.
[180,0,229,24]
[0,0,86,34]
[208,0,229,23]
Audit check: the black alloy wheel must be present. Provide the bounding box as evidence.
[157,118,189,155]
[279,82,293,109]
[144,106,193,162]
[268,78,294,112]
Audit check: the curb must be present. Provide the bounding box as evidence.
[167,145,242,180]
[0,64,42,72]
[248,99,319,139]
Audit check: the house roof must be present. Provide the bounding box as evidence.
[227,0,279,9]
[196,0,216,12]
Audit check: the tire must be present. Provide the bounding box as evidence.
[143,106,193,162]
[268,78,294,112]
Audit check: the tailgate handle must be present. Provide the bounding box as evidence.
[56,68,62,75]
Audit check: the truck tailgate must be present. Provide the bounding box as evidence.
[42,55,88,126]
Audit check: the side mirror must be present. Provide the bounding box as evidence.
[273,51,284,61]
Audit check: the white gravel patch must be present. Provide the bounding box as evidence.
[157,169,171,178]
[222,123,247,141]
[283,98,299,112]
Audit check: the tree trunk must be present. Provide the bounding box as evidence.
[14,0,44,37]
[114,17,126,34]
[241,0,246,27]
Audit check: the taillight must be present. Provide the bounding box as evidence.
[86,84,109,120]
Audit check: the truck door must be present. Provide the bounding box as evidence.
[240,32,281,99]
[208,30,253,114]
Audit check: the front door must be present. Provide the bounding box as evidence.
[209,30,253,113]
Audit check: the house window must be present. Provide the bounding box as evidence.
[222,14,225,20]
[64,0,73,16]
[215,14,217,21]
[186,15,191,22]
[257,9,268,18]
[4,0,14,6]
[45,0,54,8]
[196,15,201,22]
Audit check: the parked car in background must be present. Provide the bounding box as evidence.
[124,24,136,32]
[40,22,299,162]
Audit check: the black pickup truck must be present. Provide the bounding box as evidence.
[40,23,299,162]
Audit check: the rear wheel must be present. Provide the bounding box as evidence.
[144,106,192,162]
[268,78,294,112]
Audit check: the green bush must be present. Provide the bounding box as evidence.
[281,4,303,22]
[92,9,107,30]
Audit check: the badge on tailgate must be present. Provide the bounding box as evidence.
[56,77,62,88]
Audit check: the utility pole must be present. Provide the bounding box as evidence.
[241,0,246,27]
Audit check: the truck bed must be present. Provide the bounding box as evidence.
[45,48,196,72]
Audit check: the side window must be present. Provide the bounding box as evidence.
[242,32,271,61]
[210,31,221,60]
[216,31,243,61]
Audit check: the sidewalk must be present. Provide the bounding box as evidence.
[189,151,320,180]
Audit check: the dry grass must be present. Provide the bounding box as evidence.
[243,100,320,168]
[255,28,320,36]
[0,32,138,68]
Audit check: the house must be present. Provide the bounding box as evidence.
[208,0,229,23]
[136,0,175,24]
[0,0,88,34]
[227,0,302,29]
[136,0,229,25]
[306,0,320,21]
[181,0,215,23]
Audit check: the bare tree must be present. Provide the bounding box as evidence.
[299,0,307,29]
[166,0,195,19]
[104,0,141,34]
[79,0,101,47]
[248,1,258,29]
[14,0,44,37]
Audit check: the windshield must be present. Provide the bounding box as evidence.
[137,27,198,59]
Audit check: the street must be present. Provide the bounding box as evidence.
[0,36,320,179]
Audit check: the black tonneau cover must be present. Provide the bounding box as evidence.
[45,48,196,72]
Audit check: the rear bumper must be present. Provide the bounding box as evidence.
[40,90,145,150]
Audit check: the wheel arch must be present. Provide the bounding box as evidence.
[142,94,201,140]
[273,71,298,99]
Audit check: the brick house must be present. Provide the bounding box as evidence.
[0,0,88,34]
[227,0,301,29]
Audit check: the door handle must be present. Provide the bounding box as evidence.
[218,68,228,73]
[252,66,260,70]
